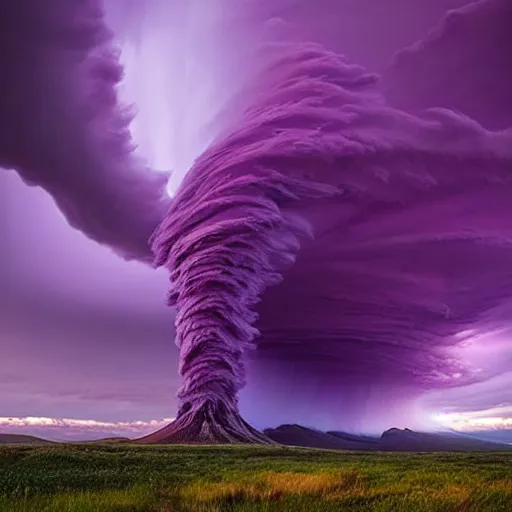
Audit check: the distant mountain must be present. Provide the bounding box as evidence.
[328,431,381,445]
[263,424,372,450]
[264,425,512,452]
[0,434,132,445]
[2,427,510,450]
[379,427,511,451]
[456,430,512,445]
[0,434,54,445]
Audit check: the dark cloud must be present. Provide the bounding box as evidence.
[256,0,472,71]
[384,0,512,130]
[0,0,169,262]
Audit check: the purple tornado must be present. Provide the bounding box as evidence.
[1,0,512,443]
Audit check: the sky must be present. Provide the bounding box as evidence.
[1,0,511,442]
[0,169,179,439]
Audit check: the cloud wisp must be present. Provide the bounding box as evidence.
[0,417,174,441]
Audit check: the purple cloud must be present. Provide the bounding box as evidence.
[0,0,170,262]
[384,0,512,130]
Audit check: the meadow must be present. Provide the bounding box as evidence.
[0,443,511,511]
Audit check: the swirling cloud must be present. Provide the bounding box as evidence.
[0,1,169,262]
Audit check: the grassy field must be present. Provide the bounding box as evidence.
[0,444,511,511]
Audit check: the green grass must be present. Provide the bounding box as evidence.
[0,444,511,511]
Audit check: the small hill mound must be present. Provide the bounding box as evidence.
[0,433,53,445]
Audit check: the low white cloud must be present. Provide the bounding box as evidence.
[432,407,512,431]
[0,416,174,440]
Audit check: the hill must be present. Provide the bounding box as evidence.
[264,425,512,452]
[0,433,54,445]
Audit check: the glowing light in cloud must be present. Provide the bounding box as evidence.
[109,0,256,197]
[432,407,512,431]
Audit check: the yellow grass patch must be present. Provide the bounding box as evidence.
[181,469,365,503]
[487,479,512,493]
[430,485,470,502]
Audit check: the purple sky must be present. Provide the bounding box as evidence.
[1,0,512,441]
[1,169,179,429]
